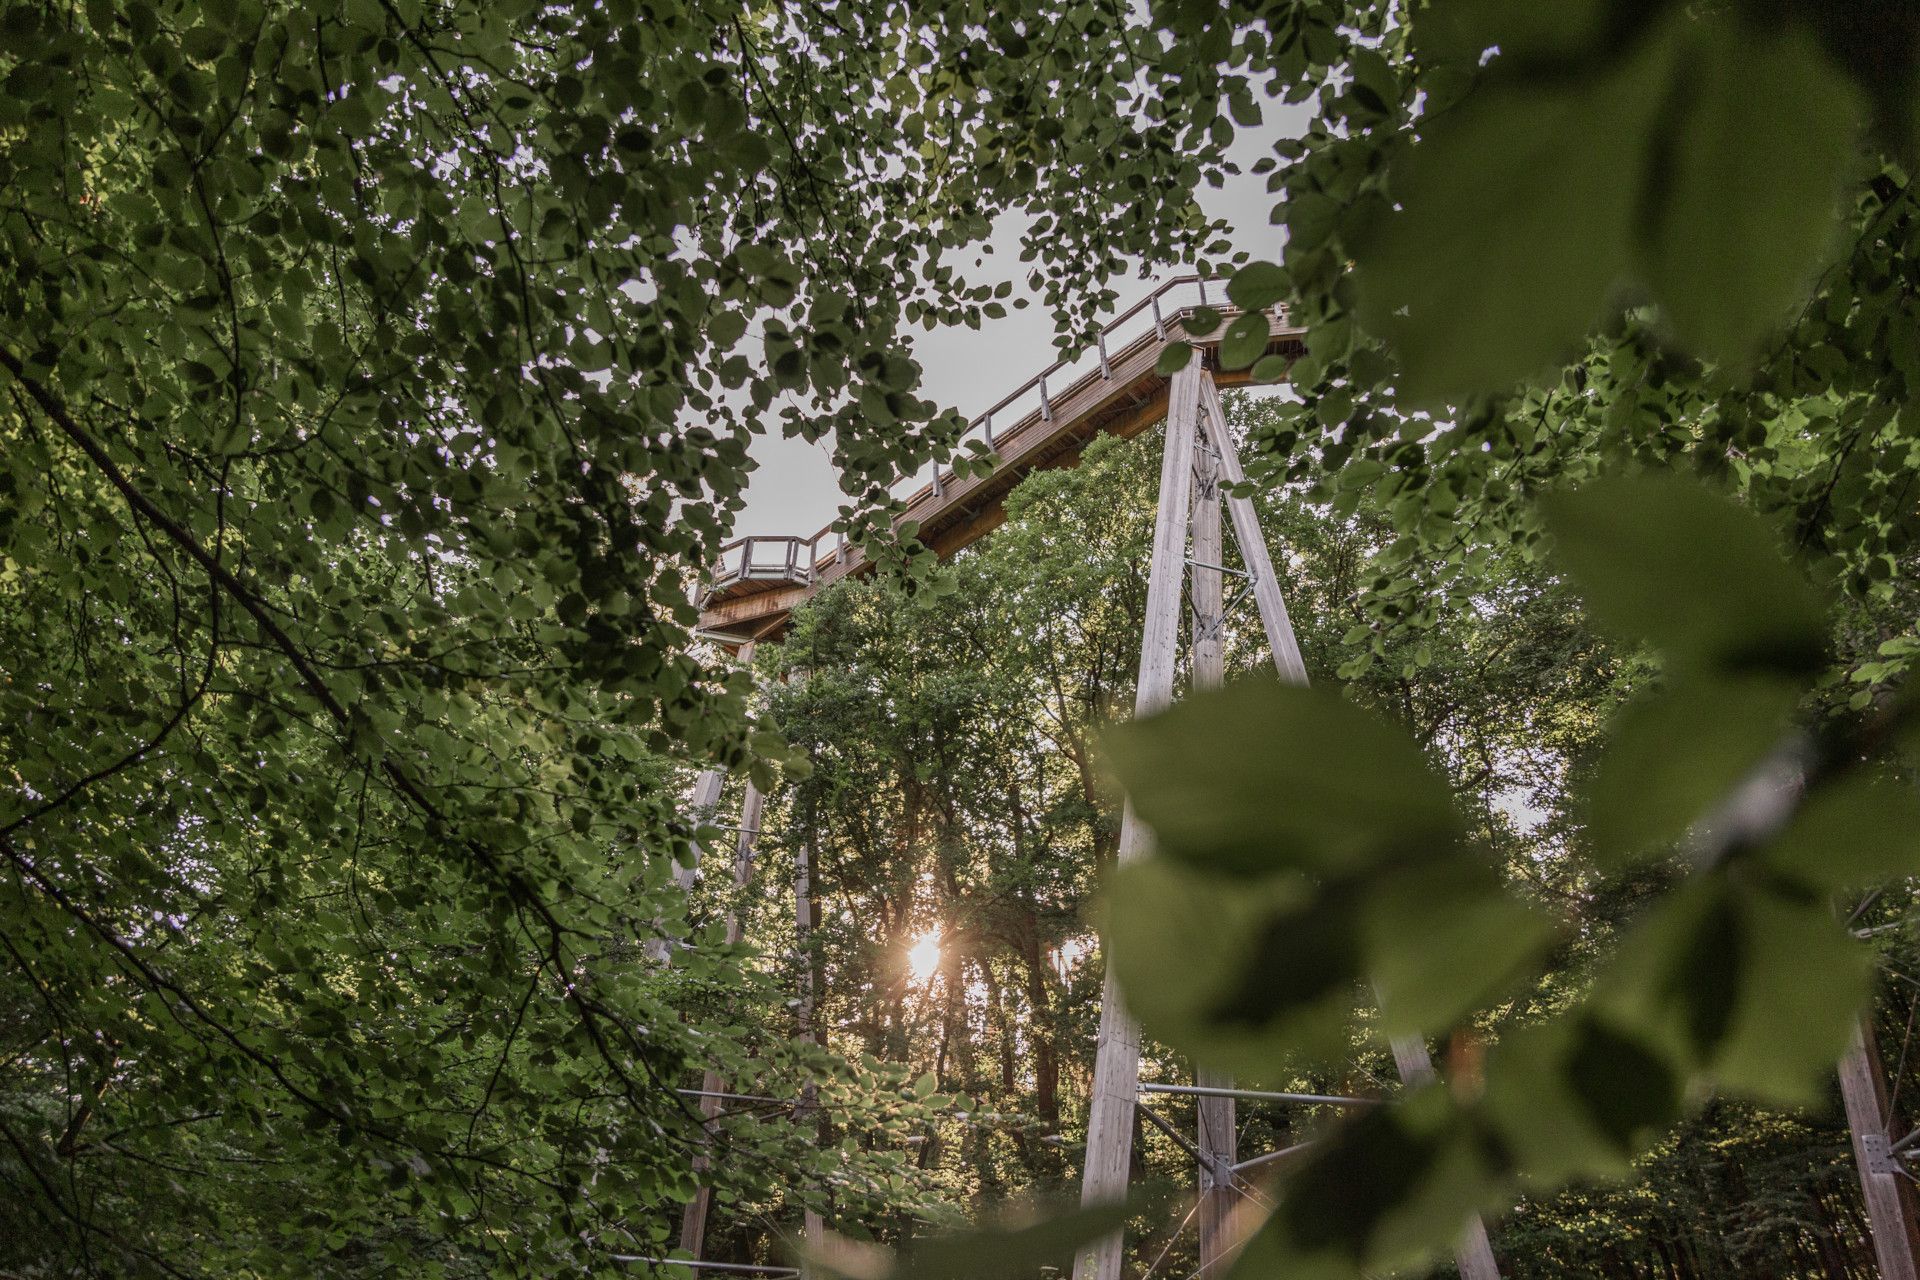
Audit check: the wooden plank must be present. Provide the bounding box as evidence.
[1204,393,1503,1280]
[1841,1017,1920,1280]
[1073,361,1204,1280]
[1188,433,1237,1278]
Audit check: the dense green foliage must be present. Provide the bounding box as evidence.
[0,0,1254,1272]
[9,0,1920,1275]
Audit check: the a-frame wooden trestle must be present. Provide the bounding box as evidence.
[1068,362,1502,1280]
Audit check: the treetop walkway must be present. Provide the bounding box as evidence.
[697,275,1304,644]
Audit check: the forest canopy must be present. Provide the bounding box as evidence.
[5,0,1920,1277]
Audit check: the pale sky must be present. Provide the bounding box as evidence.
[729,101,1315,540]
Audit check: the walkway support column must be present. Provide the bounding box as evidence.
[795,833,827,1265]
[1840,1015,1920,1280]
[1188,430,1237,1278]
[647,766,726,963]
[678,743,768,1259]
[1199,379,1502,1280]
[1073,360,1204,1280]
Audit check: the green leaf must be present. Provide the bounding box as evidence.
[1226,260,1288,310]
[1105,858,1362,1072]
[1353,24,1677,400]
[1643,23,1864,363]
[1542,475,1828,676]
[1479,1015,1684,1183]
[1154,341,1194,376]
[1250,353,1292,382]
[1103,681,1465,877]
[1581,677,1803,864]
[1599,876,1872,1104]
[1232,1087,1502,1280]
[1219,312,1273,370]
[1364,858,1559,1038]
[1764,774,1920,890]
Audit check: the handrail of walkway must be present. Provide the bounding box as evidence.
[706,273,1258,591]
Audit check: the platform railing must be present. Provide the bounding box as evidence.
[706,273,1279,597]
[708,534,817,591]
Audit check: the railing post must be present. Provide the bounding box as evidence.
[1096,331,1112,379]
[1039,375,1053,422]
[982,412,994,449]
[1151,296,1166,340]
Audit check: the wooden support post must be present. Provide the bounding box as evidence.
[795,834,827,1266]
[1200,382,1503,1280]
[647,766,728,963]
[678,773,767,1259]
[1073,361,1204,1280]
[1841,1016,1920,1280]
[1188,436,1237,1278]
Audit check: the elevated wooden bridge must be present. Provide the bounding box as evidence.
[696,276,1304,643]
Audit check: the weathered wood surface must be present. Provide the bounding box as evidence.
[1188,438,1238,1278]
[1840,1017,1920,1280]
[699,311,1302,642]
[1074,362,1203,1280]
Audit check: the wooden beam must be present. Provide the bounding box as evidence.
[1202,390,1503,1280]
[647,767,729,964]
[795,834,827,1268]
[1841,1016,1920,1280]
[1073,361,1204,1280]
[1188,431,1236,1280]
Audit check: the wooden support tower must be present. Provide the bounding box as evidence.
[683,284,1503,1274]
[1072,366,1504,1280]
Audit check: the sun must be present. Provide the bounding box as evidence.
[907,929,943,983]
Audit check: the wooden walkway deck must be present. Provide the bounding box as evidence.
[698,278,1303,643]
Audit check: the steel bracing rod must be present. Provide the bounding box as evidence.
[1195,383,1505,1280]
[1183,557,1251,579]
[1137,1102,1232,1184]
[1231,1140,1317,1175]
[1073,360,1206,1280]
[612,1259,800,1277]
[1140,1082,1375,1108]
